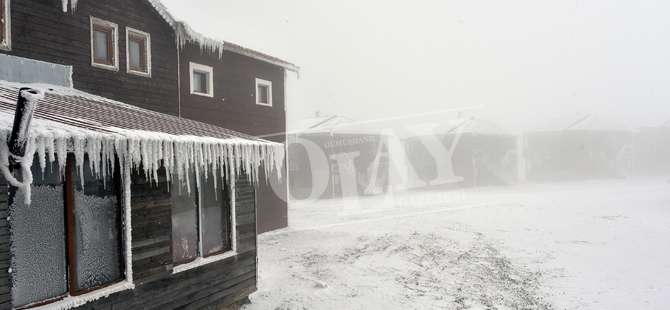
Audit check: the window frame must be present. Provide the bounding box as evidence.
[126,27,151,77]
[90,17,119,71]
[189,62,214,97]
[172,169,236,274]
[0,0,10,51]
[10,153,128,309]
[255,78,273,107]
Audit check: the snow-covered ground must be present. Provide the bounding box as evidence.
[243,177,670,310]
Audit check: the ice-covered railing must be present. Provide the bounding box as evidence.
[0,112,284,205]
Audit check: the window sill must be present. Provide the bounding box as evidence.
[172,251,237,274]
[91,62,119,72]
[0,44,10,51]
[256,102,272,107]
[127,69,151,78]
[190,91,214,98]
[29,281,134,310]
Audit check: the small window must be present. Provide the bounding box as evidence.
[255,78,272,107]
[171,167,232,267]
[126,27,151,76]
[90,17,118,71]
[0,0,10,51]
[189,62,214,97]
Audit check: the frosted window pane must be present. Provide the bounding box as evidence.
[193,71,207,93]
[129,39,142,69]
[94,29,109,61]
[258,85,268,104]
[200,169,231,255]
[171,169,199,263]
[71,155,121,292]
[10,158,67,308]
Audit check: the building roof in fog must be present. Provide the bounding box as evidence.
[626,114,670,129]
[289,115,381,136]
[408,117,512,137]
[526,114,633,134]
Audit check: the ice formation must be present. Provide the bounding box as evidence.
[0,88,284,205]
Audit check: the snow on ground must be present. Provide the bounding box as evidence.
[243,177,670,310]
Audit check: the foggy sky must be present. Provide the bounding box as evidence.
[159,0,670,134]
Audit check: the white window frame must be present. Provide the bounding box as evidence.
[189,62,214,97]
[0,0,11,51]
[126,27,151,77]
[172,172,237,274]
[90,17,119,71]
[255,78,273,107]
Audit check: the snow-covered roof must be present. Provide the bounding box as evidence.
[626,114,670,129]
[409,117,512,137]
[289,116,381,136]
[0,81,283,202]
[526,114,633,134]
[61,0,299,73]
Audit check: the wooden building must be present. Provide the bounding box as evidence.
[404,117,517,188]
[524,114,634,181]
[0,0,296,308]
[0,0,296,234]
[288,115,388,199]
[0,82,283,310]
[175,22,298,233]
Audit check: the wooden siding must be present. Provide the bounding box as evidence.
[0,174,9,310]
[179,43,288,233]
[80,170,257,310]
[2,0,180,116]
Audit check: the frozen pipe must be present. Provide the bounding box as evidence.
[8,87,42,159]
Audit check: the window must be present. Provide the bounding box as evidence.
[171,167,232,269]
[126,27,151,76]
[90,17,118,70]
[255,78,272,107]
[189,62,214,97]
[0,0,10,51]
[9,154,123,308]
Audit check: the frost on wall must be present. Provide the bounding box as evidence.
[10,178,68,308]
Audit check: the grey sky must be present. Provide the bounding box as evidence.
[159,0,670,133]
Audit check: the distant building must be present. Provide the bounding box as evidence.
[405,117,517,188]
[288,115,388,199]
[525,114,634,181]
[628,116,670,175]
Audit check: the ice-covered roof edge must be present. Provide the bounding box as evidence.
[61,0,299,74]
[0,114,285,205]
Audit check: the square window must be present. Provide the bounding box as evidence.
[9,154,124,308]
[0,0,11,51]
[171,167,232,268]
[189,62,214,97]
[255,78,272,107]
[90,17,118,71]
[126,27,151,77]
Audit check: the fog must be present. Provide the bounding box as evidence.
[158,1,670,309]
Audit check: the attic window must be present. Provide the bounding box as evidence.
[0,0,10,51]
[189,62,213,97]
[90,17,118,71]
[126,27,151,76]
[255,78,272,107]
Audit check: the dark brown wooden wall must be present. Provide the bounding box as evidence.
[2,0,180,115]
[79,169,257,310]
[0,174,9,310]
[179,43,288,233]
